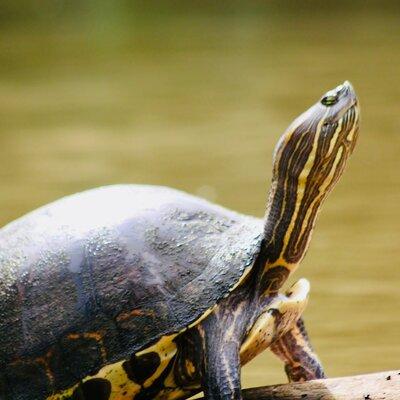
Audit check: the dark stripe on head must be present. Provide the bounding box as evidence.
[262,84,359,285]
[264,117,320,263]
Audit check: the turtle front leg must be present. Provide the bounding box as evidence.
[270,318,325,382]
[196,293,251,400]
[198,324,242,400]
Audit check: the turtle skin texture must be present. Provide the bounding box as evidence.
[0,185,263,400]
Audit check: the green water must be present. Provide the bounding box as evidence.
[0,1,399,388]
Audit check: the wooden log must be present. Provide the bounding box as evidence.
[240,370,400,400]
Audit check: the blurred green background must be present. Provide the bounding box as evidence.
[0,0,399,388]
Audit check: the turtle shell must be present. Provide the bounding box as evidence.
[0,185,263,398]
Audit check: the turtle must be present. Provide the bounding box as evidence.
[0,81,360,400]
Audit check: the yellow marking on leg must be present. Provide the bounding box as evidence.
[240,279,309,365]
[271,320,324,382]
[278,333,318,381]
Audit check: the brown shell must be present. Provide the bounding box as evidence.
[0,185,263,399]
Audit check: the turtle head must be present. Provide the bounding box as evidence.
[261,82,359,283]
[272,81,359,191]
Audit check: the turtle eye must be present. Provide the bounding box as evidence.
[321,94,338,106]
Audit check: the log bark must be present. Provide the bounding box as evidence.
[240,370,400,400]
